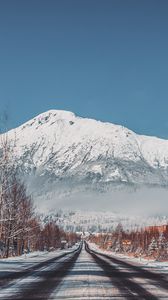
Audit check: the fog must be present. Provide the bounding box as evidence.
[35,184,168,217]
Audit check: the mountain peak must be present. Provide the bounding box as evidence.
[16,109,77,132]
[5,108,168,205]
[31,109,76,125]
[37,109,76,121]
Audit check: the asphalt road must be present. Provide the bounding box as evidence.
[85,243,168,300]
[0,242,168,300]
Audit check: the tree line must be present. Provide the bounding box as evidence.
[89,223,168,261]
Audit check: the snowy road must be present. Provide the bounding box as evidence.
[0,243,168,299]
[0,246,81,300]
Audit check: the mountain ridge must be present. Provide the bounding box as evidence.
[3,109,168,210]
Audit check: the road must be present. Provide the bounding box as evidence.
[0,242,168,299]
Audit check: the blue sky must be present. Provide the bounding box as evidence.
[0,0,168,137]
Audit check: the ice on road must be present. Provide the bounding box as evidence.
[0,244,168,299]
[51,247,128,299]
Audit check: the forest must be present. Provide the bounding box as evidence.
[89,223,168,261]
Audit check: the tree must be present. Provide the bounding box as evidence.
[0,114,39,257]
[148,237,158,257]
[1,175,37,257]
[157,233,167,260]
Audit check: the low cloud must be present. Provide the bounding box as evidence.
[34,183,168,217]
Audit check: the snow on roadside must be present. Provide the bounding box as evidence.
[1,250,49,262]
[0,246,78,274]
[88,242,168,272]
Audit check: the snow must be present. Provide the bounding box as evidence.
[0,244,167,299]
[41,209,168,233]
[88,242,168,273]
[0,246,79,299]
[0,247,77,273]
[50,244,168,299]
[2,109,168,211]
[1,250,48,262]
[50,245,122,299]
[6,109,168,176]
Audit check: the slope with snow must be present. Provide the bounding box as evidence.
[3,109,168,209]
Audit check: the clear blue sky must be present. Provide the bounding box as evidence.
[0,0,168,137]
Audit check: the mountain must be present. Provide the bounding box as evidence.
[4,110,168,211]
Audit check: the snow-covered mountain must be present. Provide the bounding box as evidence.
[4,109,168,210]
